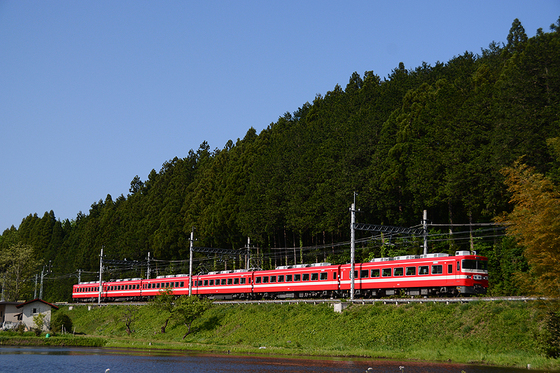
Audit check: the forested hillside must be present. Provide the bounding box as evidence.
[1,19,559,302]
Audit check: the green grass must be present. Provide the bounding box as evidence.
[59,300,560,371]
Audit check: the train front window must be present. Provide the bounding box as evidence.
[462,259,488,271]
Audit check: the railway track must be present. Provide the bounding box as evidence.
[60,296,541,308]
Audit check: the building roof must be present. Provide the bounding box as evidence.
[16,299,59,310]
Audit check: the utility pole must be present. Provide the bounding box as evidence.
[246,237,251,270]
[39,266,45,299]
[423,210,428,255]
[189,227,194,296]
[34,274,38,299]
[350,193,358,301]
[146,252,151,279]
[98,247,104,305]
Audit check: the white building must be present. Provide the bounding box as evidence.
[16,299,59,331]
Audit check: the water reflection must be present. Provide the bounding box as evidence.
[0,346,543,373]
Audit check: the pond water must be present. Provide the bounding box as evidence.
[0,346,543,373]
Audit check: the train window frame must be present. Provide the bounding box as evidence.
[286,274,293,282]
[333,272,337,280]
[278,275,284,282]
[209,280,214,286]
[394,267,404,277]
[204,280,208,286]
[270,276,277,283]
[371,269,380,278]
[448,264,453,273]
[221,279,227,285]
[294,274,301,281]
[360,270,369,278]
[240,278,246,284]
[227,278,233,285]
[181,281,185,287]
[263,276,269,283]
[419,266,429,275]
[457,261,460,271]
[320,272,328,280]
[311,273,318,281]
[406,267,416,276]
[302,273,310,281]
[382,268,391,277]
[234,278,239,285]
[432,265,443,274]
[255,277,262,284]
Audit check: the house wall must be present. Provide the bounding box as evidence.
[21,302,53,331]
[0,304,21,324]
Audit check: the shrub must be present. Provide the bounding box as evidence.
[51,312,73,334]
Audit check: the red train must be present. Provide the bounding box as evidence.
[72,251,488,301]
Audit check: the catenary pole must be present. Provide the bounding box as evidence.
[350,198,357,301]
[189,227,194,296]
[98,247,103,305]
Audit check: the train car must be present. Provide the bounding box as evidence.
[72,281,102,302]
[141,274,190,299]
[193,269,253,300]
[252,263,340,299]
[339,251,488,297]
[103,278,143,301]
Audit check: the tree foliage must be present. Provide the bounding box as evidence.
[172,295,212,339]
[498,160,560,297]
[0,243,40,301]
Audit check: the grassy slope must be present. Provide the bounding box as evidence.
[63,300,559,370]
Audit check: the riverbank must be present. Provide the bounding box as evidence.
[11,300,560,370]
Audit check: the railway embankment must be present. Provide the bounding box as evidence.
[5,300,560,370]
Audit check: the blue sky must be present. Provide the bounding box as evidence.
[1,1,558,232]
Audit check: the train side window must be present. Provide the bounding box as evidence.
[419,266,429,275]
[278,275,284,282]
[227,278,233,285]
[240,278,246,284]
[270,276,276,283]
[371,269,380,278]
[156,283,161,289]
[181,281,185,287]
[311,273,318,281]
[255,277,262,284]
[333,272,337,280]
[234,278,239,284]
[197,281,202,286]
[209,280,214,286]
[221,279,227,285]
[432,265,443,274]
[360,270,369,278]
[448,264,453,273]
[457,261,460,271]
[382,268,391,277]
[406,267,416,276]
[302,273,310,281]
[394,267,404,276]
[204,280,208,286]
[354,270,358,279]
[320,272,328,280]
[286,275,293,282]
[294,274,301,281]
[263,276,269,283]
